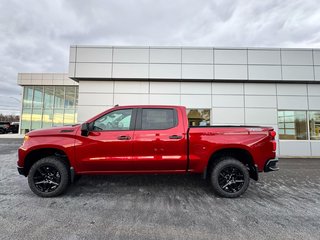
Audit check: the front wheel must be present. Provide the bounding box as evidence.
[28,156,70,197]
[210,158,250,198]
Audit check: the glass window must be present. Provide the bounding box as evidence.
[93,109,133,131]
[23,86,33,108]
[54,86,65,109]
[33,86,44,108]
[44,86,54,109]
[53,109,64,127]
[141,109,177,130]
[21,108,32,131]
[31,109,43,129]
[64,109,76,125]
[278,111,307,140]
[309,111,320,140]
[65,86,76,108]
[42,109,53,128]
[187,109,211,126]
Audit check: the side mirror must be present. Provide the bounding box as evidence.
[81,123,90,136]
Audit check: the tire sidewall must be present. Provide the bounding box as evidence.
[210,158,250,198]
[28,157,69,197]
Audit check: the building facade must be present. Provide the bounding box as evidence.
[19,46,320,157]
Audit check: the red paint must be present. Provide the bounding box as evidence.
[18,105,276,176]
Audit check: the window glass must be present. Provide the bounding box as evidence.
[65,86,76,108]
[278,111,307,140]
[33,86,43,108]
[141,109,176,130]
[93,109,132,131]
[64,109,76,125]
[21,108,32,130]
[23,86,33,108]
[309,111,320,140]
[54,86,65,109]
[44,86,54,109]
[42,109,53,128]
[31,108,43,129]
[187,109,211,126]
[53,109,64,126]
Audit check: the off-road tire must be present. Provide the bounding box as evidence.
[210,157,250,198]
[28,156,70,197]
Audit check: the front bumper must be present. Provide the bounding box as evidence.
[264,158,279,172]
[17,166,26,176]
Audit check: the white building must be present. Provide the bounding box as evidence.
[18,46,320,157]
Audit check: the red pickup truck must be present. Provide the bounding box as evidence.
[18,105,278,198]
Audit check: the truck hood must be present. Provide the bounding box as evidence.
[26,124,81,137]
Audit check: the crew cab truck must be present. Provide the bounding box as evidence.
[17,105,278,198]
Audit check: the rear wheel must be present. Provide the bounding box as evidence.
[28,156,70,197]
[210,157,250,198]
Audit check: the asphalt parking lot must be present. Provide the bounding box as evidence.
[0,138,320,240]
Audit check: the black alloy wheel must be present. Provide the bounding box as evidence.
[33,165,61,193]
[210,158,250,198]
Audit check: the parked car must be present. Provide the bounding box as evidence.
[17,105,278,198]
[0,121,10,134]
[9,122,19,133]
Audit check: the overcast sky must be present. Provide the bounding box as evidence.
[1,0,320,114]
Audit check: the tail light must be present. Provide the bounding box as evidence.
[269,130,276,139]
[269,130,277,152]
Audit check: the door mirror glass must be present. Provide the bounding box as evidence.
[81,123,90,136]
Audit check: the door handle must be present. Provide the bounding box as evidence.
[169,135,182,139]
[117,135,131,140]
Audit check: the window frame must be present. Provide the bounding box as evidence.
[135,108,178,131]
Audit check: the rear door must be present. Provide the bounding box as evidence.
[132,108,187,171]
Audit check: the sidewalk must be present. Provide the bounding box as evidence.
[0,133,24,139]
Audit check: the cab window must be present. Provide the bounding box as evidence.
[93,109,133,131]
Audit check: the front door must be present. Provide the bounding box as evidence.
[75,108,136,172]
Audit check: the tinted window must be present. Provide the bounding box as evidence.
[278,111,307,140]
[141,109,177,130]
[93,109,133,131]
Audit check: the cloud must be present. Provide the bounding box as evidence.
[0,0,320,113]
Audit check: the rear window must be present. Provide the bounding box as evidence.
[141,109,177,130]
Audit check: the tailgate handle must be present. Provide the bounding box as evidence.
[169,135,182,139]
[117,135,131,140]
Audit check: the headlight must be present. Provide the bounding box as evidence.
[23,135,30,143]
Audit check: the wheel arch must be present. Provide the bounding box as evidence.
[205,147,258,181]
[23,148,71,176]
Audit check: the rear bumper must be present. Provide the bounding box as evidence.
[17,166,26,176]
[264,158,279,172]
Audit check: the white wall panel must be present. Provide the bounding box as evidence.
[78,93,113,106]
[245,83,276,95]
[277,96,308,110]
[245,96,277,108]
[114,81,149,93]
[212,108,245,124]
[76,47,112,62]
[279,141,311,157]
[315,66,320,81]
[212,95,244,107]
[307,84,320,96]
[149,64,181,79]
[149,95,180,105]
[150,82,180,94]
[212,82,244,95]
[112,64,148,78]
[308,97,320,110]
[77,105,109,122]
[245,108,277,125]
[282,66,314,81]
[68,63,75,78]
[180,95,211,108]
[75,63,112,78]
[281,50,313,65]
[248,65,281,80]
[314,51,320,65]
[114,94,149,105]
[182,49,213,64]
[69,47,76,62]
[150,48,181,63]
[277,84,308,96]
[79,81,114,93]
[214,49,247,64]
[181,82,211,94]
[248,50,281,64]
[311,142,320,156]
[182,64,213,79]
[113,48,149,63]
[215,65,247,80]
